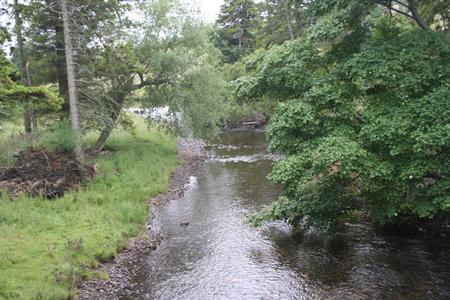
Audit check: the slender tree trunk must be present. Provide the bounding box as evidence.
[92,109,121,154]
[55,22,70,114]
[61,0,83,158]
[92,89,127,154]
[92,92,128,154]
[283,1,294,41]
[26,60,38,130]
[14,0,32,133]
[284,11,294,40]
[238,30,242,48]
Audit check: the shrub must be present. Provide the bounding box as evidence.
[37,119,77,152]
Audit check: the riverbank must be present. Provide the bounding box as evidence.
[77,137,209,299]
[0,118,181,299]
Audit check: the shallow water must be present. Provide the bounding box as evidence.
[125,129,450,299]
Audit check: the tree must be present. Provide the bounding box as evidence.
[234,0,449,231]
[12,0,127,154]
[20,0,69,110]
[13,0,33,133]
[0,33,62,121]
[89,0,226,153]
[60,0,82,157]
[253,0,311,49]
[215,0,257,63]
[22,0,123,114]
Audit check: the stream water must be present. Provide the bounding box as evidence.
[125,128,450,299]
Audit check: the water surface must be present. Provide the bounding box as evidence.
[126,129,450,299]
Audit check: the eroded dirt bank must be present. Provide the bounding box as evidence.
[76,138,209,299]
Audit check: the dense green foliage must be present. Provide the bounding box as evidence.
[253,0,310,49]
[215,0,257,63]
[235,3,449,231]
[0,32,62,118]
[133,0,226,140]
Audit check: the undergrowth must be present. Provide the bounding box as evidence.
[0,116,179,299]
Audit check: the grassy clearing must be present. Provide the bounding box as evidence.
[0,116,179,299]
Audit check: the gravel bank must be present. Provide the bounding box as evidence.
[77,138,209,299]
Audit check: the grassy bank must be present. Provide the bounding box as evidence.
[0,117,179,299]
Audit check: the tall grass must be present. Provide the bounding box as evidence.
[0,122,36,167]
[0,115,179,299]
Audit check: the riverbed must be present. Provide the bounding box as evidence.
[119,128,450,299]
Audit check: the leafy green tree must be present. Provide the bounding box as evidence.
[12,0,131,154]
[88,0,226,153]
[21,0,123,114]
[253,0,310,49]
[134,0,226,138]
[215,0,257,63]
[234,1,449,231]
[0,5,62,122]
[0,43,62,122]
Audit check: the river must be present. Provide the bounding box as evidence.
[124,128,450,299]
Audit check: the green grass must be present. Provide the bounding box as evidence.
[0,116,179,299]
[0,119,36,167]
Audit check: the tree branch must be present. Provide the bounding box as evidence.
[374,0,430,30]
[137,78,170,89]
[407,0,430,30]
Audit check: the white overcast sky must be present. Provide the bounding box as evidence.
[196,0,224,23]
[1,1,224,24]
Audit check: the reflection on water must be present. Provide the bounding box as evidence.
[125,129,450,299]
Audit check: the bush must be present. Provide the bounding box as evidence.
[37,119,77,152]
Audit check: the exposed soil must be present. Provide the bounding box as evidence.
[0,149,96,198]
[76,138,210,299]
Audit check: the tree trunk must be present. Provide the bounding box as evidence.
[14,0,32,133]
[283,1,294,41]
[55,19,70,114]
[26,61,38,130]
[284,11,294,40]
[92,90,127,154]
[407,0,430,30]
[61,0,83,158]
[92,110,121,154]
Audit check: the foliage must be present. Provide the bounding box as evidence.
[35,118,77,152]
[215,0,257,63]
[253,0,311,49]
[0,48,63,122]
[417,0,449,33]
[21,0,124,98]
[129,0,227,140]
[0,116,179,298]
[236,4,450,231]
[222,61,244,83]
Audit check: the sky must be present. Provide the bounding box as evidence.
[197,0,224,23]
